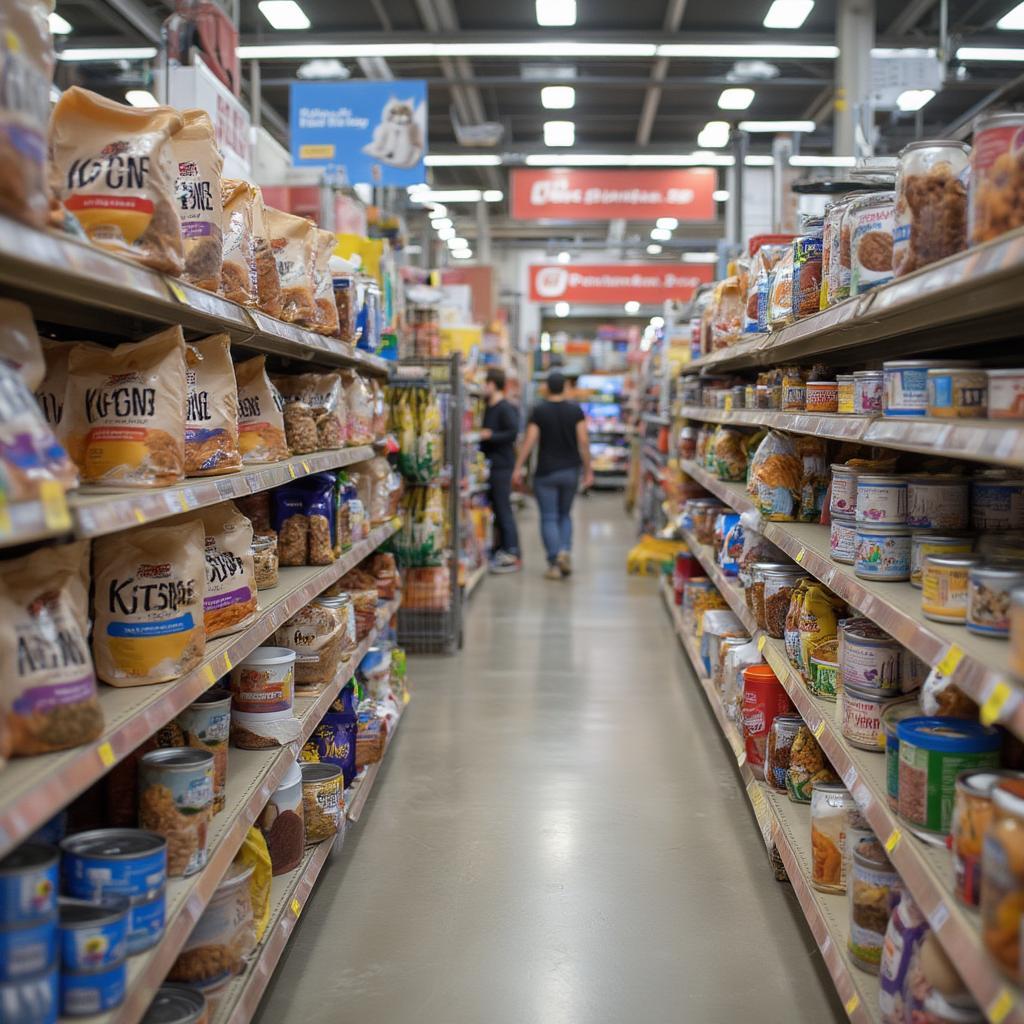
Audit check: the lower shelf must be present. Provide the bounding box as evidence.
[660,576,881,1024]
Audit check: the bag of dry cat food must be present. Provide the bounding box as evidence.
[186,334,241,476]
[266,207,317,323]
[251,186,283,318]
[172,109,223,292]
[343,371,374,445]
[49,86,184,274]
[273,373,345,452]
[64,327,187,487]
[0,540,104,755]
[220,178,258,306]
[305,229,341,336]
[236,355,290,464]
[93,520,206,686]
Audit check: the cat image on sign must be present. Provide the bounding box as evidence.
[362,96,426,169]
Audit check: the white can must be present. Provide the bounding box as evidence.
[855,524,912,581]
[856,474,908,525]
[906,475,969,530]
[830,464,859,517]
[830,514,857,565]
[849,192,896,295]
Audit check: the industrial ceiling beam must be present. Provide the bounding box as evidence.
[260,74,831,90]
[99,0,163,44]
[636,0,688,146]
[885,0,939,37]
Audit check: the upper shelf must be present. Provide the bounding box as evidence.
[687,226,1024,372]
[0,215,389,376]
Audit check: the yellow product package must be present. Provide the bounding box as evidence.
[236,356,290,464]
[64,327,187,488]
[171,109,223,292]
[784,579,811,671]
[49,87,183,274]
[234,827,272,942]
[92,520,207,686]
[266,207,317,324]
[798,584,845,682]
[220,178,258,306]
[185,334,241,476]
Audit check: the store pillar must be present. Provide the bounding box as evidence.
[835,0,875,157]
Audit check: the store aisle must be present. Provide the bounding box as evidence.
[256,495,843,1024]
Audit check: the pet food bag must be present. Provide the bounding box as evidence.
[171,109,223,292]
[235,355,290,464]
[251,185,283,318]
[748,430,802,521]
[266,207,317,324]
[306,229,341,337]
[185,334,241,476]
[221,178,258,306]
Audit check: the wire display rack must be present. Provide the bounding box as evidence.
[391,356,465,654]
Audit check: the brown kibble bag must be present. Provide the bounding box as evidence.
[186,334,241,476]
[49,87,184,274]
[0,1,54,227]
[172,109,223,292]
[93,520,206,686]
[251,185,283,317]
[266,208,316,323]
[274,372,345,451]
[64,327,187,488]
[236,355,290,464]
[0,540,104,755]
[221,178,258,306]
[306,229,341,337]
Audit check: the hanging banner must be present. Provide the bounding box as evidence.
[289,81,428,185]
[512,168,716,222]
[529,263,714,304]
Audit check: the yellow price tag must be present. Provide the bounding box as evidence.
[988,988,1015,1024]
[0,493,10,537]
[39,480,71,531]
[757,635,766,652]
[795,548,805,564]
[97,742,115,768]
[166,279,188,303]
[288,465,297,479]
[885,829,902,854]
[133,508,146,524]
[724,394,734,412]
[844,994,860,1016]
[937,644,963,678]
[290,898,301,918]
[223,653,233,673]
[981,680,1013,727]
[301,461,311,474]
[813,720,826,739]
[202,663,216,684]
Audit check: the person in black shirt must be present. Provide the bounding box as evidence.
[480,367,521,573]
[512,370,593,579]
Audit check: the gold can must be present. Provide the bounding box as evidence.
[836,374,855,414]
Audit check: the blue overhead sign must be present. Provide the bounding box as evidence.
[289,81,428,186]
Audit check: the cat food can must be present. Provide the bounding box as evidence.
[0,842,58,925]
[968,565,1024,637]
[906,476,969,530]
[837,374,856,414]
[883,360,945,417]
[883,702,923,811]
[0,915,57,982]
[855,524,911,581]
[854,370,884,415]
[141,984,208,1024]
[849,192,896,295]
[60,960,126,1017]
[856,475,908,525]
[839,618,903,695]
[830,464,859,516]
[972,476,1024,531]
[988,368,1024,420]
[842,687,913,751]
[805,380,839,413]
[927,367,988,418]
[921,555,983,624]
[910,533,974,588]
[0,966,58,1024]
[58,898,127,974]
[830,514,857,565]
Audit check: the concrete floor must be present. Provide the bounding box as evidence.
[255,494,844,1024]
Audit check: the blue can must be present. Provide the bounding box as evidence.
[883,361,942,417]
[60,961,126,1017]
[0,965,58,1024]
[0,843,58,926]
[0,916,57,981]
[60,830,166,904]
[125,893,165,955]
[59,898,127,973]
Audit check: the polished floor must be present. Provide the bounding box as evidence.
[256,495,844,1024]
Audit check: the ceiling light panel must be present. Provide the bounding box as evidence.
[656,217,678,230]
[57,47,158,61]
[718,88,755,110]
[646,244,663,255]
[650,228,672,241]
[427,205,448,219]
[541,86,576,109]
[523,153,735,166]
[125,90,159,107]
[410,189,503,203]
[763,0,814,29]
[258,0,310,30]
[789,154,856,167]
[657,43,836,59]
[998,2,1024,28]
[544,120,575,147]
[555,302,570,317]
[697,121,731,148]
[424,154,503,166]
[624,301,640,314]
[447,237,469,249]
[682,252,718,263]
[956,47,1024,60]
[896,89,935,111]
[49,12,72,33]
[738,120,815,132]
[433,218,453,230]
[712,190,730,201]
[536,0,576,26]
[437,227,456,240]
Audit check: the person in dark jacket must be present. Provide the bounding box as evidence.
[480,367,521,573]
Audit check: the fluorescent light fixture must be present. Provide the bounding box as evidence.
[646,244,663,255]
[536,0,576,25]
[447,236,469,249]
[424,154,503,166]
[956,47,1024,61]
[739,119,816,132]
[482,190,504,201]
[657,43,836,59]
[650,227,672,241]
[790,154,856,167]
[540,331,551,351]
[57,47,157,61]
[409,189,503,203]
[713,189,730,201]
[624,301,641,314]
[437,227,456,241]
[763,0,814,29]
[697,120,731,148]
[452,249,473,260]
[656,217,678,230]
[49,12,72,34]
[718,87,755,110]
[650,316,665,328]
[258,0,310,29]
[541,85,576,109]
[557,251,571,263]
[523,152,735,166]
[555,302,570,317]
[125,90,159,107]
[998,3,1024,28]
[683,252,718,263]
[544,120,575,146]
[427,205,448,219]
[432,218,453,231]
[897,89,935,111]
[744,154,775,165]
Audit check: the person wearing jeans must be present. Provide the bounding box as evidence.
[480,368,521,573]
[512,370,593,579]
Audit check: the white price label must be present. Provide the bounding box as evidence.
[929,902,950,932]
[842,765,858,790]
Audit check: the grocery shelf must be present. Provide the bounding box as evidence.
[641,412,670,427]
[660,577,881,1023]
[678,531,1023,1024]
[677,406,1024,469]
[346,702,406,823]
[464,561,487,599]
[463,430,483,445]
[0,214,388,376]
[0,520,401,858]
[680,460,1024,741]
[686,225,1024,372]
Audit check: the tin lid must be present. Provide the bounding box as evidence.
[761,566,810,581]
[140,747,214,770]
[742,663,778,682]
[59,895,129,929]
[956,768,1024,798]
[831,463,860,474]
[212,861,254,899]
[911,533,974,544]
[847,190,896,211]
[806,380,837,387]
[907,473,968,485]
[836,374,855,382]
[882,359,951,369]
[896,716,1001,753]
[252,534,276,551]
[810,781,850,796]
[750,561,795,573]
[924,554,983,570]
[852,835,893,870]
[969,563,1024,583]
[974,110,1024,132]
[853,369,884,378]
[60,829,167,861]
[772,714,804,728]
[882,701,924,730]
[899,138,970,156]
[843,683,900,704]
[925,364,984,374]
[141,985,207,1024]
[190,686,231,707]
[300,762,342,785]
[986,368,1024,378]
[0,840,58,875]
[856,473,906,484]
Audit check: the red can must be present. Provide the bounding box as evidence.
[742,663,794,779]
[673,551,698,604]
[970,112,1024,246]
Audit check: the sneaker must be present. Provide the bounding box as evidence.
[544,565,562,581]
[489,551,522,574]
[556,551,572,576]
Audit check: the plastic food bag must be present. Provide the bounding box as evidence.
[273,474,337,566]
[274,372,345,452]
[749,244,787,333]
[307,229,341,337]
[266,207,316,323]
[234,827,272,943]
[784,579,811,669]
[712,426,748,482]
[766,248,795,329]
[0,0,53,227]
[0,540,103,755]
[171,110,223,292]
[251,185,283,317]
[220,178,258,306]
[797,435,830,522]
[236,355,289,464]
[798,584,845,682]
[748,430,802,521]
[64,327,188,488]
[92,520,206,686]
[711,276,743,350]
[49,87,184,274]
[344,372,375,446]
[185,334,241,476]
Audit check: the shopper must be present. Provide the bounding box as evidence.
[512,370,593,580]
[480,367,521,573]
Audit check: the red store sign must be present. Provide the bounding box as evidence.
[511,168,716,222]
[529,263,714,305]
